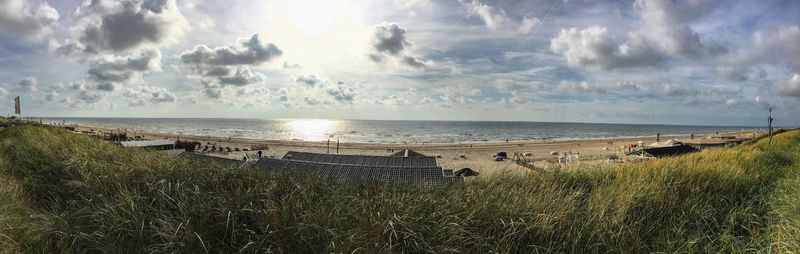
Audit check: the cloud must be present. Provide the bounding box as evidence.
[218,67,264,86]
[371,23,409,56]
[461,0,508,30]
[722,26,800,76]
[326,82,356,103]
[634,0,722,58]
[15,77,38,92]
[556,80,607,94]
[203,88,222,99]
[95,83,119,91]
[179,34,283,66]
[0,87,7,97]
[402,56,428,68]
[658,84,697,96]
[78,90,103,104]
[550,26,665,70]
[87,49,162,83]
[290,75,358,105]
[123,85,177,105]
[291,74,320,87]
[518,16,542,34]
[180,34,281,88]
[61,0,188,53]
[773,74,800,97]
[0,0,59,40]
[369,23,429,68]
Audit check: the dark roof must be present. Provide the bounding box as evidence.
[455,168,480,177]
[180,152,249,167]
[283,151,438,167]
[388,149,429,157]
[640,145,699,158]
[255,157,461,185]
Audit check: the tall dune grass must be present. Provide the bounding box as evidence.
[0,124,798,253]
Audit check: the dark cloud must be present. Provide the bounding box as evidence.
[78,90,103,104]
[0,0,59,40]
[87,49,161,83]
[372,23,408,56]
[95,83,119,91]
[402,56,428,68]
[63,0,187,53]
[203,88,222,99]
[370,23,429,69]
[15,77,38,92]
[218,67,264,86]
[291,74,320,87]
[326,84,356,103]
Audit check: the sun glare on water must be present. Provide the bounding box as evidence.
[285,119,337,141]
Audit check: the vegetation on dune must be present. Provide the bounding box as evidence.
[0,124,799,253]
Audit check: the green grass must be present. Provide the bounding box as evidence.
[0,124,799,253]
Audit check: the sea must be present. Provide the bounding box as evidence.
[41,117,762,144]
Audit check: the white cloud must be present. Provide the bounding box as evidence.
[550,26,665,70]
[180,34,281,89]
[122,85,177,106]
[517,16,542,34]
[461,0,508,30]
[0,0,59,40]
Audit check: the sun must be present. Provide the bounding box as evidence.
[286,0,340,35]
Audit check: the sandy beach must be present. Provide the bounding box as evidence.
[68,124,764,175]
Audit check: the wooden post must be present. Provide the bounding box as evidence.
[768,108,774,146]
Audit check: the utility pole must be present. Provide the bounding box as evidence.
[768,108,774,146]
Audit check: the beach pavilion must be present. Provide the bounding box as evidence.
[254,150,463,185]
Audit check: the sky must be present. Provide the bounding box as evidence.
[0,0,798,126]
